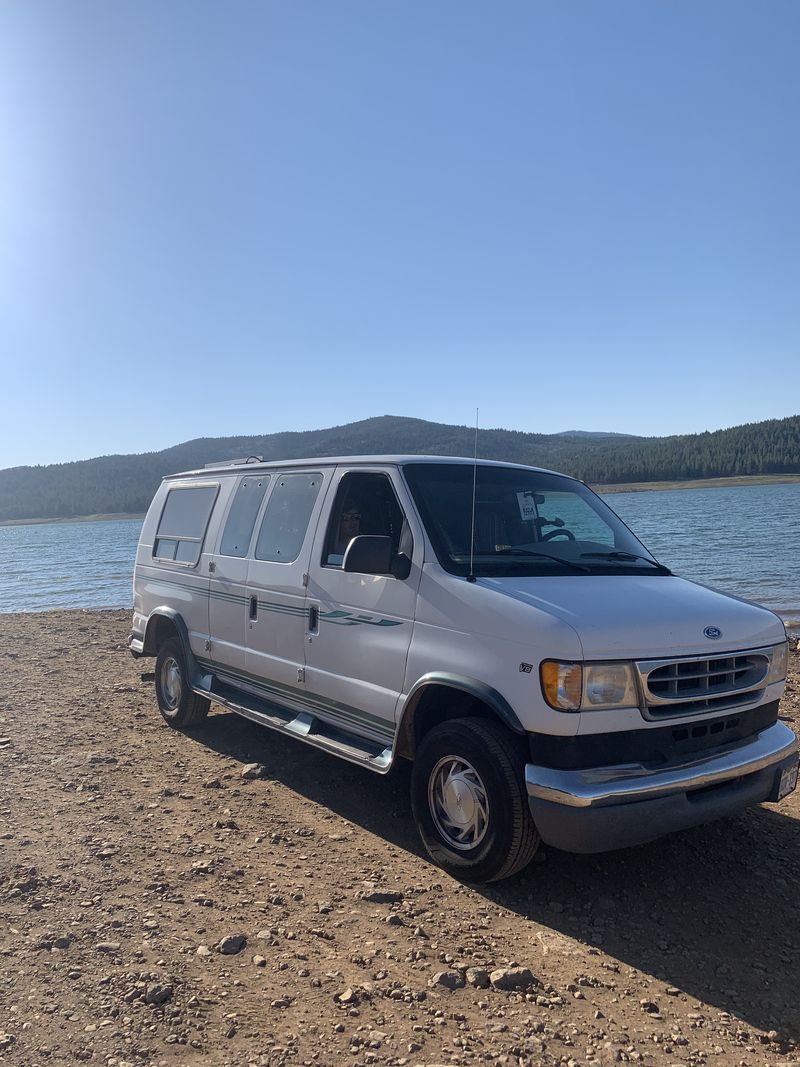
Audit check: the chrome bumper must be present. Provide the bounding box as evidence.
[526,720,798,809]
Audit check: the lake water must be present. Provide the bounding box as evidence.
[0,482,798,623]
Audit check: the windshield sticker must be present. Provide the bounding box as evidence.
[517,491,539,523]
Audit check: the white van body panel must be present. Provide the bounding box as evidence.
[244,469,333,695]
[404,564,584,737]
[304,465,425,735]
[206,474,262,672]
[480,574,785,660]
[134,477,229,659]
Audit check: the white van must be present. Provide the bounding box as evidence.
[130,456,797,882]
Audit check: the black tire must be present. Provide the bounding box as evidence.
[411,717,540,883]
[154,637,210,728]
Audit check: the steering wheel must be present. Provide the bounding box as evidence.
[542,529,575,541]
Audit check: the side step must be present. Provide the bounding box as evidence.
[192,674,394,774]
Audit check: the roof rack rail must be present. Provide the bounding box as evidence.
[204,455,264,469]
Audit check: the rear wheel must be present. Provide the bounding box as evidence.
[154,637,209,728]
[411,717,540,882]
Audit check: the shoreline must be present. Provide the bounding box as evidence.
[0,511,145,527]
[1,474,799,526]
[595,473,800,494]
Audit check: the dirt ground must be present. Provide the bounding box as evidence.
[1,611,799,1067]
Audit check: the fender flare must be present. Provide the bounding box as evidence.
[143,608,199,678]
[397,672,525,757]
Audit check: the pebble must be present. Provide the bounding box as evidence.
[489,966,536,991]
[144,983,172,1006]
[218,934,247,954]
[428,970,465,991]
[466,968,490,989]
[362,890,403,904]
[241,763,267,780]
[95,942,121,953]
[338,987,358,1005]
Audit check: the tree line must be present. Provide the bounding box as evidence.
[0,414,798,522]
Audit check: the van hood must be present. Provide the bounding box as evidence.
[480,574,785,659]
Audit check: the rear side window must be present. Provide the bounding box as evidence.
[154,484,218,566]
[220,475,270,557]
[255,472,322,563]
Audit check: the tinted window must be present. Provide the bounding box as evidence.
[220,475,270,557]
[255,472,322,563]
[323,472,409,568]
[154,484,218,566]
[404,463,660,577]
[157,485,218,538]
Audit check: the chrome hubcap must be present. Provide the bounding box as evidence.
[428,756,489,851]
[161,656,182,710]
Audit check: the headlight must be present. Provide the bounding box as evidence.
[767,641,789,685]
[540,660,640,711]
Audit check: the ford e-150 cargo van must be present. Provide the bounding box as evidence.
[129,456,798,882]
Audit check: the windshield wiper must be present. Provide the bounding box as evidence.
[579,551,672,575]
[494,549,590,573]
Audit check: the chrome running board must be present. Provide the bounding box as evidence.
[192,675,394,774]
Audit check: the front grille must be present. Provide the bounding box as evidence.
[637,650,771,719]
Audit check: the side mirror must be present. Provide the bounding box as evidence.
[343,535,393,575]
[390,552,412,580]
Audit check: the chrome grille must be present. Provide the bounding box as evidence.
[637,649,771,719]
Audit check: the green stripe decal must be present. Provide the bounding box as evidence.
[196,658,395,741]
[148,575,404,629]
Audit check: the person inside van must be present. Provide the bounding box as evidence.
[326,505,361,565]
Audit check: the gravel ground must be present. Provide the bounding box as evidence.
[1,610,799,1067]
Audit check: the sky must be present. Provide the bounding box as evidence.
[1,1,798,470]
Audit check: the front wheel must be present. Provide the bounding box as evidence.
[411,717,540,882]
[154,637,210,728]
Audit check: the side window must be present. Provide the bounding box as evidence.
[323,472,410,569]
[219,475,270,557]
[154,484,218,566]
[254,472,322,563]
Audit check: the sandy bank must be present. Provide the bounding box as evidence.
[1,610,799,1065]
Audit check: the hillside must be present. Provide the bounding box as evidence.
[0,413,799,522]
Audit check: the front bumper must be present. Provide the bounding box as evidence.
[525,720,798,853]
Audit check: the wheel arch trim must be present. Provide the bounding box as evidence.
[143,608,198,678]
[397,672,525,756]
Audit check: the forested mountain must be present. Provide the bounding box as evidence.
[1,414,799,522]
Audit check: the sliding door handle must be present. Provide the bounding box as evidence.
[249,596,258,621]
[308,604,319,633]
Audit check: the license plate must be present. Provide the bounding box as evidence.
[777,758,799,801]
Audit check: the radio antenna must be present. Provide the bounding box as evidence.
[467,408,478,583]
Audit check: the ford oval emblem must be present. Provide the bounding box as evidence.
[704,626,722,640]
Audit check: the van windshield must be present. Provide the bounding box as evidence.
[403,463,667,578]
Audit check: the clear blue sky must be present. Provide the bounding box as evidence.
[1,1,798,469]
